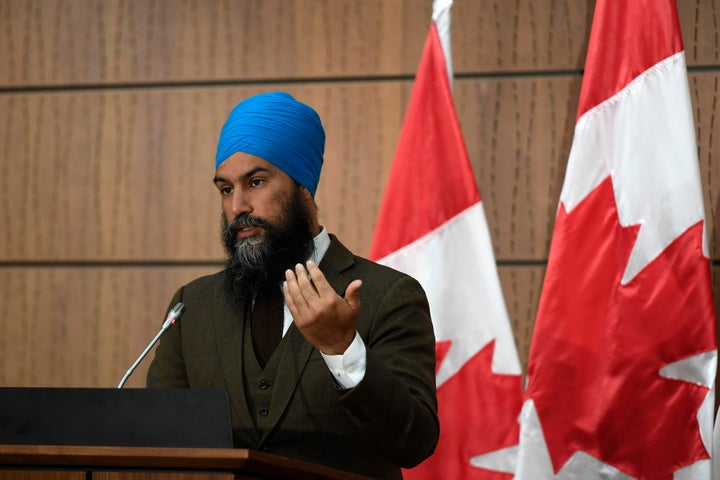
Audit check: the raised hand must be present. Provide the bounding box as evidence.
[283,261,362,355]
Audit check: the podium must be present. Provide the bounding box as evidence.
[0,444,376,480]
[0,387,234,448]
[0,388,375,480]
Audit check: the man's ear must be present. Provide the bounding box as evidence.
[299,184,318,208]
[298,184,321,234]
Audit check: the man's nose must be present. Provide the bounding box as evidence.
[231,190,252,216]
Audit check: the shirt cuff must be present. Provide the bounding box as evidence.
[321,332,367,389]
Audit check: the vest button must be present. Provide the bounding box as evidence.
[259,407,269,417]
[259,380,269,390]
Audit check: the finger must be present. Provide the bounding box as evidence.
[284,268,310,313]
[304,261,332,297]
[282,279,296,312]
[344,279,363,312]
[294,263,318,298]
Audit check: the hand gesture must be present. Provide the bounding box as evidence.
[283,261,362,355]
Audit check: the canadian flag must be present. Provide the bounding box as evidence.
[515,0,718,479]
[369,0,523,478]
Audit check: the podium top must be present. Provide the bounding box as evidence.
[0,444,378,480]
[0,387,233,449]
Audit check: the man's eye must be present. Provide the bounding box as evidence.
[220,187,233,196]
[250,178,264,187]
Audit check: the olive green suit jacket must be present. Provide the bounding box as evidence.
[147,235,438,480]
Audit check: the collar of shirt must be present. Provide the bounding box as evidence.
[310,226,331,265]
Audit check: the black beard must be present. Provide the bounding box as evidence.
[221,187,315,306]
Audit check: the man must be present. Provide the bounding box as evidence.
[147,92,438,480]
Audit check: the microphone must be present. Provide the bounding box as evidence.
[117,302,186,388]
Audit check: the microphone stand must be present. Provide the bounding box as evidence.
[117,302,186,388]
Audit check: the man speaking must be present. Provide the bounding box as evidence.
[147,92,439,480]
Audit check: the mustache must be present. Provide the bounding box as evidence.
[223,214,271,241]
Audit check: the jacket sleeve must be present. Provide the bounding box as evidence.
[337,274,439,468]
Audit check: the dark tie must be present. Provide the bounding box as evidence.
[251,286,284,368]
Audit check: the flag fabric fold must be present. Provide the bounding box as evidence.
[515,1,717,478]
[370,1,523,478]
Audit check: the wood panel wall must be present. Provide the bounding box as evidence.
[0,0,718,389]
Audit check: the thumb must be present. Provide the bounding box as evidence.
[344,279,363,312]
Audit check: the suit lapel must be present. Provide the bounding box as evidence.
[260,323,314,441]
[213,292,257,437]
[319,235,355,288]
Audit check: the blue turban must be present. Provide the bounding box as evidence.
[215,92,325,196]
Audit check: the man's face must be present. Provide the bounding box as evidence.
[214,152,301,246]
[215,152,316,299]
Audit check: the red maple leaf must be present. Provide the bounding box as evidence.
[526,177,716,478]
[405,340,523,480]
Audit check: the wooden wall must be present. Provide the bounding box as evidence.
[0,0,719,389]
